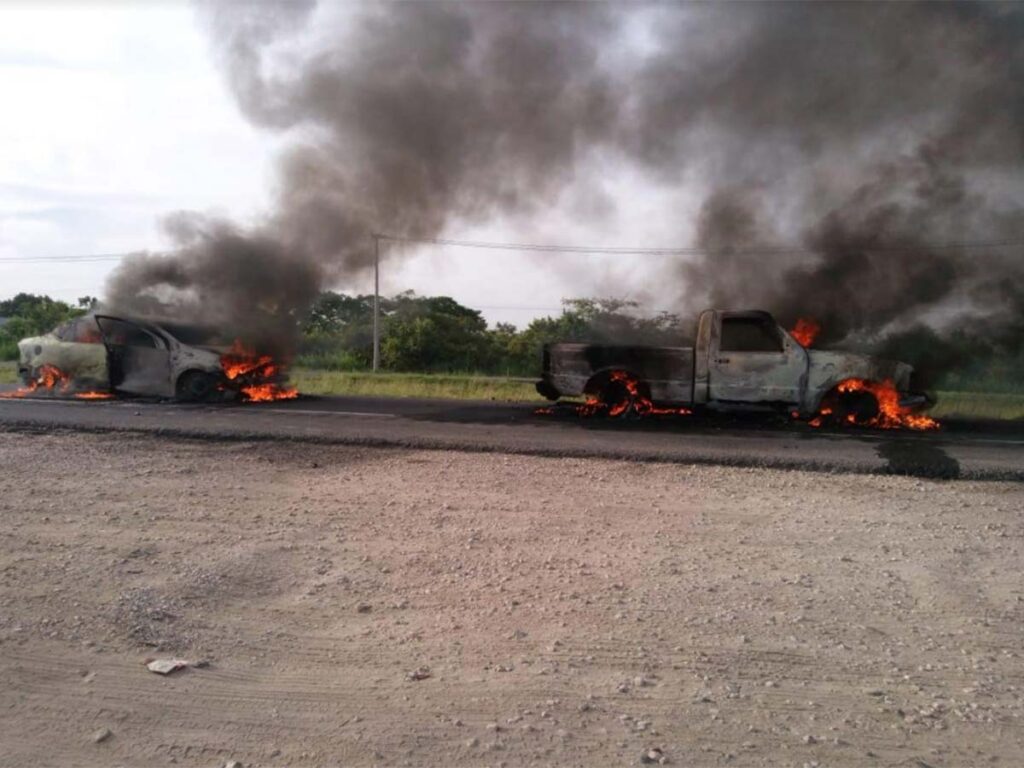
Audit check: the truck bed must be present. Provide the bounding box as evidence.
[539,343,694,403]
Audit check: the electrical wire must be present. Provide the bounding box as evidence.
[0,236,1020,263]
[377,233,1024,257]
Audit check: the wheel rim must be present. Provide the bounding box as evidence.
[180,372,213,400]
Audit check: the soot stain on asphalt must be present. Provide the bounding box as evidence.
[878,439,961,479]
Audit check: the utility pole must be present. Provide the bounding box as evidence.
[372,233,381,372]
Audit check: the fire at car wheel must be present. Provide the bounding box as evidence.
[832,389,880,426]
[175,371,217,402]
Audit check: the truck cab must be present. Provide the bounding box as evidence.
[694,309,809,408]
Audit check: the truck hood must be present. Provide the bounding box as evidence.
[806,349,913,391]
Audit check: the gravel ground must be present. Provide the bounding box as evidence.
[0,430,1022,767]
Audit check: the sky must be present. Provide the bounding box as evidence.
[0,1,694,327]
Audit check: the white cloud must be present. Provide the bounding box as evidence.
[0,1,278,301]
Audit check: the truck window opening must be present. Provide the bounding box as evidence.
[719,318,783,353]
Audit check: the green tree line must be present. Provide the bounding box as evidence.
[300,291,686,375]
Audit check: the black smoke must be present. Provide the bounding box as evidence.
[666,3,1024,384]
[105,2,1023,378]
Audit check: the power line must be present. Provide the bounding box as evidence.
[378,234,1024,256]
[377,234,707,255]
[0,252,144,263]
[0,235,1021,264]
[474,305,566,311]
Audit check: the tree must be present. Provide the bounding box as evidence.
[381,293,492,372]
[0,293,85,360]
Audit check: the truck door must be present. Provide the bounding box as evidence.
[707,312,808,405]
[95,316,174,397]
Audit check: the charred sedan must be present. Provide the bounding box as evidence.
[16,315,289,401]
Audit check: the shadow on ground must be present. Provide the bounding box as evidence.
[877,439,961,479]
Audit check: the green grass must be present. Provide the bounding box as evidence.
[290,369,546,402]
[0,360,16,384]
[930,391,1024,421]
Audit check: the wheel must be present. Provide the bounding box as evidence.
[175,371,217,402]
[833,389,879,426]
[601,376,640,418]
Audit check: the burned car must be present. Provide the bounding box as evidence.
[537,309,936,428]
[16,314,277,401]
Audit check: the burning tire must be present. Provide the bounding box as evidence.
[175,370,217,402]
[816,384,880,427]
[600,375,644,418]
[584,370,654,418]
[836,389,880,425]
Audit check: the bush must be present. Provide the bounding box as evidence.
[0,338,18,361]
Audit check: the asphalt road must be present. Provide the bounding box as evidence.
[2,387,1022,480]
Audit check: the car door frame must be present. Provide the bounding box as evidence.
[94,315,175,397]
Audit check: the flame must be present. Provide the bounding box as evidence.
[0,364,112,400]
[239,383,299,402]
[536,370,691,418]
[220,340,299,402]
[809,378,938,430]
[790,317,821,347]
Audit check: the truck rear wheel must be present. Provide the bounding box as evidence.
[584,370,647,418]
[601,377,640,418]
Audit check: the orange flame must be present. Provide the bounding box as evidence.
[790,317,821,347]
[536,370,691,418]
[239,383,299,402]
[0,364,112,400]
[220,340,299,402]
[810,378,938,430]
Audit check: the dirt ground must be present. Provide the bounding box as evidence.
[0,431,1022,767]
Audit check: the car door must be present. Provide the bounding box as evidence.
[95,316,174,397]
[708,312,808,404]
[45,316,109,385]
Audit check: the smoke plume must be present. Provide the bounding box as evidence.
[105,2,1023,378]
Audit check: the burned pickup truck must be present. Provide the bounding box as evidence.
[537,309,935,428]
[16,314,294,402]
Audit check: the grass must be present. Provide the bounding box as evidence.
[289,369,546,402]
[4,359,1022,419]
[930,391,1024,421]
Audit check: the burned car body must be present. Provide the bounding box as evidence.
[17,314,234,400]
[538,309,931,422]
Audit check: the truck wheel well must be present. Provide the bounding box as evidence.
[816,381,881,425]
[583,369,651,400]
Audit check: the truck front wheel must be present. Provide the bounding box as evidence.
[818,387,880,426]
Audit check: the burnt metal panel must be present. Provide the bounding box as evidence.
[546,343,694,403]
